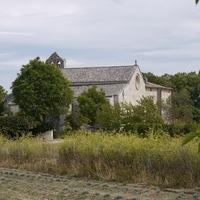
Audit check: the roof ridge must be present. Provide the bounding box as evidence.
[63,65,136,70]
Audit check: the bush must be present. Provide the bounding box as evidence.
[0,116,38,138]
[162,123,200,137]
[31,122,54,136]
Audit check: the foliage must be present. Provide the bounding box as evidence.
[97,103,121,131]
[182,129,200,153]
[57,131,200,188]
[0,85,10,116]
[77,85,109,126]
[143,71,200,123]
[169,89,194,124]
[11,57,73,123]
[31,122,54,136]
[1,131,200,188]
[66,111,89,130]
[87,96,163,133]
[0,85,7,102]
[121,97,163,132]
[196,0,199,4]
[0,116,38,138]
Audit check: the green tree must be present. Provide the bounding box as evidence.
[77,85,108,126]
[136,96,163,124]
[144,71,200,123]
[121,97,164,131]
[169,89,194,124]
[66,111,89,130]
[0,86,8,116]
[196,0,199,4]
[11,57,73,123]
[97,103,121,131]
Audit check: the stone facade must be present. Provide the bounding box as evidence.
[47,52,171,107]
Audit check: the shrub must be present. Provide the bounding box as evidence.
[0,116,38,138]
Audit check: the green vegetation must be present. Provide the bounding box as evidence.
[0,116,38,138]
[1,131,200,189]
[0,85,10,116]
[143,71,200,123]
[11,57,73,123]
[77,85,109,126]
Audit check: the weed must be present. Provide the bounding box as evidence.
[129,197,137,200]
[94,191,100,196]
[86,181,91,185]
[73,188,78,193]
[82,189,89,195]
[103,193,110,198]
[1,131,200,188]
[55,177,61,182]
[102,183,109,188]
[115,194,124,199]
[63,186,68,190]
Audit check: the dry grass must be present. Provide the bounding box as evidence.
[0,131,200,189]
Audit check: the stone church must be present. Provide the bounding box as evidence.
[6,52,171,131]
[47,52,171,109]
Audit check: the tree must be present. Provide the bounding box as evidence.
[0,86,8,116]
[77,85,109,126]
[169,89,194,124]
[97,103,122,131]
[196,0,199,4]
[66,111,89,130]
[121,97,164,131]
[11,57,73,123]
[123,97,163,124]
[144,71,200,123]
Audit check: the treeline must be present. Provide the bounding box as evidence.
[143,71,200,123]
[1,59,200,137]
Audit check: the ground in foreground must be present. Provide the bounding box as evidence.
[0,168,199,200]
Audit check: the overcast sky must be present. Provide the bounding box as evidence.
[1,0,200,92]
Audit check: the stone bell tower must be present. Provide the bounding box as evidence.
[47,52,66,69]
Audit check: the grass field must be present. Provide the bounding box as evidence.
[1,131,200,199]
[0,167,200,200]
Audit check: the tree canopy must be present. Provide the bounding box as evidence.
[11,57,73,122]
[143,71,200,123]
[77,85,109,126]
[0,85,8,116]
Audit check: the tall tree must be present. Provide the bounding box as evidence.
[11,57,73,123]
[121,97,164,131]
[77,85,108,126]
[97,103,121,131]
[169,89,194,124]
[0,86,8,116]
[144,71,200,123]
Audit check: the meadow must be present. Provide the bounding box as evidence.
[1,130,200,199]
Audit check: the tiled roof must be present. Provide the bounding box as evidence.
[62,65,137,83]
[62,65,137,97]
[145,81,172,90]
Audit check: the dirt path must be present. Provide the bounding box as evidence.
[0,167,199,200]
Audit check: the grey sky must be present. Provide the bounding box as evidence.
[0,0,200,92]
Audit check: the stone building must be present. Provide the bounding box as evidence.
[5,52,171,130]
[47,52,171,108]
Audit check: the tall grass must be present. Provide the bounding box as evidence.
[0,131,200,188]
